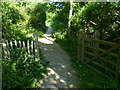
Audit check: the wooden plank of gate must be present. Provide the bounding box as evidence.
[31,40,34,54]
[19,41,22,54]
[83,38,118,47]
[23,41,26,48]
[27,40,30,54]
[85,44,117,57]
[2,41,7,57]
[23,41,26,54]
[93,39,118,47]
[85,47,117,64]
[99,57,116,66]
[92,61,115,74]
[6,40,10,58]
[10,40,13,49]
[85,51,116,66]
[15,40,17,48]
[87,64,111,79]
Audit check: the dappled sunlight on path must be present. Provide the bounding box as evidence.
[38,36,54,44]
[38,26,78,88]
[38,26,54,44]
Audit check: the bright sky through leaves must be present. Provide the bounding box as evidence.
[2,0,119,2]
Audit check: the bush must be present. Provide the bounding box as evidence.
[72,2,120,42]
[2,2,47,40]
[28,3,47,32]
[2,47,47,88]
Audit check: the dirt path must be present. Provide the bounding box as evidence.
[38,26,78,88]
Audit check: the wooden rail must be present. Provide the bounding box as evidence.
[78,35,120,82]
[81,38,119,46]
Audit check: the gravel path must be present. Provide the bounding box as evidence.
[38,26,78,88]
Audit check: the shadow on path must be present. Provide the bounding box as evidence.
[38,26,78,88]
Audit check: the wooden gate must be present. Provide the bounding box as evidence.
[78,32,120,82]
[2,33,40,61]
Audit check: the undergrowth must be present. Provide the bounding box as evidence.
[2,47,48,88]
[54,36,118,88]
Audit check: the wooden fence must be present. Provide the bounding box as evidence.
[2,33,40,61]
[78,32,120,83]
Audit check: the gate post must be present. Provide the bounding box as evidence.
[77,32,80,61]
[116,40,120,83]
[33,33,40,60]
[95,30,99,53]
[77,31,84,63]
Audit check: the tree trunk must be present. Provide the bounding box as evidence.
[68,0,73,39]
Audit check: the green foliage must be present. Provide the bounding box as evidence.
[49,2,119,88]
[53,29,67,40]
[2,2,49,88]
[2,2,47,40]
[28,3,47,32]
[51,2,119,42]
[51,2,69,33]
[2,47,47,88]
[56,38,118,88]
[2,2,24,40]
[72,2,120,42]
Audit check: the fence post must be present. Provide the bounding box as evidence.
[116,41,120,83]
[81,38,85,63]
[2,40,7,57]
[77,31,84,63]
[33,33,40,60]
[77,32,80,61]
[94,30,99,54]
